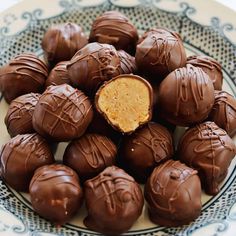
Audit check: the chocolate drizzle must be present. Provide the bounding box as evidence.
[117,50,137,74]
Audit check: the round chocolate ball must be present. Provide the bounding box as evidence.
[89,11,138,55]
[32,84,93,142]
[135,28,186,81]
[208,90,236,137]
[158,64,215,126]
[67,42,120,95]
[145,160,202,226]
[63,133,117,181]
[84,166,144,235]
[0,53,48,103]
[42,23,88,66]
[0,133,54,192]
[178,121,236,195]
[187,55,223,90]
[117,50,137,74]
[119,122,174,183]
[29,164,83,225]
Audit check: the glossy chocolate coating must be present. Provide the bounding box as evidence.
[89,11,138,55]
[84,166,144,235]
[0,53,48,103]
[145,160,202,226]
[208,90,236,137]
[30,164,83,225]
[63,133,117,181]
[45,61,71,87]
[4,93,40,137]
[178,122,236,195]
[187,55,223,90]
[0,134,54,191]
[42,23,88,66]
[119,122,174,183]
[67,42,120,95]
[158,64,215,126]
[135,28,186,81]
[32,84,93,142]
[117,50,137,74]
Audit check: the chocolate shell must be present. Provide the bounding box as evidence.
[178,121,236,195]
[84,166,144,235]
[32,84,93,142]
[0,53,48,103]
[117,50,137,74]
[0,133,54,192]
[30,164,83,225]
[145,160,202,226]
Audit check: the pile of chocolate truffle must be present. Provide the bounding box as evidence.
[0,10,236,235]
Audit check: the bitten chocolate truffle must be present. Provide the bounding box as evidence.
[208,90,236,137]
[42,23,88,66]
[32,84,93,142]
[63,133,117,181]
[45,61,71,87]
[119,122,173,182]
[89,11,138,55]
[145,160,202,226]
[67,42,120,95]
[5,93,40,137]
[158,64,215,126]
[95,74,153,133]
[0,134,54,191]
[0,53,48,103]
[135,28,186,81]
[178,122,236,195]
[117,50,137,74]
[30,164,83,225]
[187,55,223,90]
[84,166,144,235]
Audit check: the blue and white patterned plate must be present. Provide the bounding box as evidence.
[0,0,236,235]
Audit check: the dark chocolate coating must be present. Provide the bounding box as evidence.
[32,84,93,142]
[5,93,40,137]
[145,160,202,226]
[84,166,144,235]
[0,53,48,103]
[178,122,236,195]
[67,42,120,95]
[89,11,138,55]
[119,122,174,183]
[135,28,186,81]
[42,23,88,66]
[208,90,236,137]
[45,61,71,87]
[187,55,223,90]
[0,134,54,192]
[158,64,215,126]
[117,50,137,74]
[29,164,83,225]
[63,133,117,181]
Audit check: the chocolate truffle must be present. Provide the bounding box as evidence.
[67,42,120,95]
[30,164,83,225]
[42,23,88,66]
[187,55,223,90]
[95,74,153,133]
[178,122,236,195]
[145,160,202,226]
[0,133,54,191]
[63,133,117,181]
[32,84,93,142]
[84,166,144,235]
[4,93,40,137]
[135,28,186,81]
[117,50,137,74]
[119,122,173,182]
[158,64,215,126]
[45,61,71,87]
[208,90,236,137]
[89,11,138,55]
[0,53,48,103]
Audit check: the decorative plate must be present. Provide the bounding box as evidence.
[0,0,236,235]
